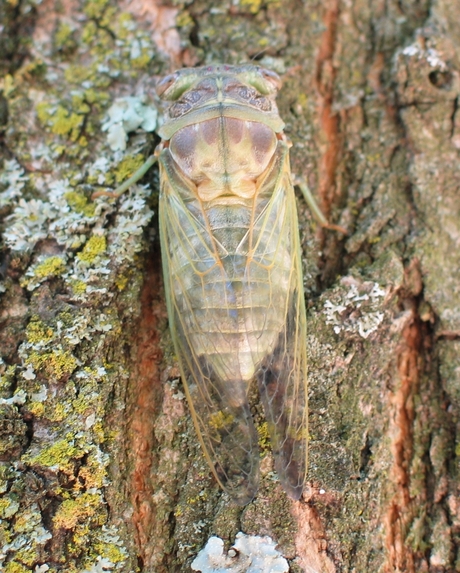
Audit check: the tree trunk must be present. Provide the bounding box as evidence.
[1,0,459,571]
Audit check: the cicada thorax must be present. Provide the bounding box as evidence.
[157,65,307,504]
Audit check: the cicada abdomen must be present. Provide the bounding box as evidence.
[156,65,308,505]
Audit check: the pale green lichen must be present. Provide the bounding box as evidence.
[54,21,77,52]
[0,498,20,519]
[0,159,28,207]
[102,97,157,151]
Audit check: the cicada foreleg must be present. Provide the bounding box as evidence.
[91,153,159,200]
[294,177,348,235]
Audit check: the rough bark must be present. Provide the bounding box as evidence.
[0,0,459,572]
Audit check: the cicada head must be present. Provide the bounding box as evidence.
[156,65,284,132]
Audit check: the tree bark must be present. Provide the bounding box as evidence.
[0,0,459,572]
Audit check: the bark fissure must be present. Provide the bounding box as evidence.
[127,253,167,569]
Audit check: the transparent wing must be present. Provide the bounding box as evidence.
[159,152,259,505]
[241,147,308,500]
[159,142,307,503]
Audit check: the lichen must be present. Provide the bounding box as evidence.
[0,159,28,208]
[191,532,289,572]
[323,278,387,338]
[101,97,157,151]
[64,191,96,217]
[4,562,30,573]
[21,256,67,291]
[257,422,271,453]
[0,2,165,570]
[27,349,78,380]
[23,438,81,473]
[77,235,107,264]
[25,319,54,345]
[53,493,102,530]
[114,154,145,184]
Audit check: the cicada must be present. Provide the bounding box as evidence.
[101,65,308,505]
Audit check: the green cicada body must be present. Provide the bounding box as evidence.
[155,64,308,505]
[157,65,308,504]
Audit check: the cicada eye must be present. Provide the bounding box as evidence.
[156,70,199,101]
[260,68,282,90]
[156,73,178,97]
[237,67,281,95]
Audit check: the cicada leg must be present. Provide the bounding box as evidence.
[295,178,348,235]
[91,154,158,199]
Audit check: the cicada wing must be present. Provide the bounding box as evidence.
[242,146,308,499]
[159,153,259,505]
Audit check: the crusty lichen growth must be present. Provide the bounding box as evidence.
[0,0,161,570]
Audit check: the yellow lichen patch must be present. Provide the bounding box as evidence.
[47,401,67,423]
[95,542,126,564]
[114,274,129,291]
[83,0,111,19]
[28,349,77,379]
[24,438,81,473]
[68,279,88,295]
[208,410,234,430]
[54,22,76,52]
[77,235,107,264]
[240,0,263,13]
[12,547,36,567]
[114,154,145,184]
[0,497,17,518]
[28,401,45,417]
[64,191,96,217]
[92,421,105,443]
[26,319,54,345]
[77,457,105,489]
[131,52,152,69]
[257,421,271,453]
[64,65,94,87]
[53,493,101,530]
[5,562,30,573]
[33,256,66,279]
[37,104,85,142]
[176,11,194,27]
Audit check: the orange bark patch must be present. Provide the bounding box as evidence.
[293,489,337,573]
[384,262,427,573]
[128,255,166,566]
[315,0,341,217]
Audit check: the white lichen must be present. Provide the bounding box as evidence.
[0,389,27,405]
[401,43,447,70]
[80,556,115,573]
[102,97,157,151]
[191,532,289,573]
[324,279,387,339]
[4,198,54,251]
[0,159,28,207]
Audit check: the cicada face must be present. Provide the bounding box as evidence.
[156,64,308,505]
